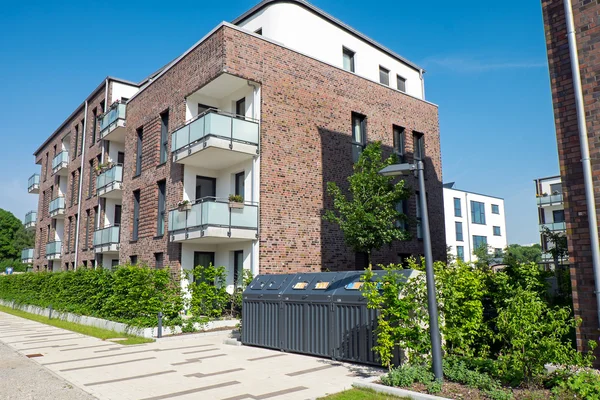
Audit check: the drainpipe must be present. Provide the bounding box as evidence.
[563,0,600,327]
[74,101,88,269]
[419,69,425,100]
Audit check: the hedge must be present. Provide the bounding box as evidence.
[0,266,182,327]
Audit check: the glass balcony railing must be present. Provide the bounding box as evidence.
[21,248,34,261]
[99,103,126,135]
[93,225,120,247]
[539,221,566,232]
[49,197,66,215]
[96,164,123,193]
[25,211,37,225]
[171,109,259,153]
[537,194,563,206]
[168,197,258,233]
[46,241,62,256]
[51,151,69,171]
[28,174,40,191]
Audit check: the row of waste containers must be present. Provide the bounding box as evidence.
[241,270,417,366]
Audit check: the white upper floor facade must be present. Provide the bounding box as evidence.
[443,185,507,263]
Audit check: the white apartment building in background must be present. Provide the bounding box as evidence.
[534,175,567,267]
[443,183,507,262]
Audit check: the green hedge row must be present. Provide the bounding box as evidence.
[0,266,182,327]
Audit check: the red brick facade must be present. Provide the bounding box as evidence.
[541,0,600,356]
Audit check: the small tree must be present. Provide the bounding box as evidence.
[542,227,568,270]
[323,142,410,266]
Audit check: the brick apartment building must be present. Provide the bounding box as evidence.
[541,0,600,355]
[23,0,445,291]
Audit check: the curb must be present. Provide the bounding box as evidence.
[353,377,452,400]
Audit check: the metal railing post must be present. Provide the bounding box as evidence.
[157,312,163,338]
[48,305,53,320]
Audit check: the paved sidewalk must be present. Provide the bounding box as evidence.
[0,311,382,400]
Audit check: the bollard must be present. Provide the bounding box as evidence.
[48,305,53,320]
[157,312,163,338]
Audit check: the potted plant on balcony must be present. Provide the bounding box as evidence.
[229,194,244,209]
[177,200,192,212]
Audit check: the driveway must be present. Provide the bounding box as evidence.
[0,312,382,400]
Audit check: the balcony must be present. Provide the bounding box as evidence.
[168,197,258,244]
[21,248,34,264]
[96,164,123,199]
[539,221,566,232]
[171,109,259,170]
[99,103,127,142]
[49,196,66,219]
[24,211,37,230]
[93,225,120,254]
[537,193,563,207]
[51,151,69,176]
[46,241,62,260]
[28,174,40,194]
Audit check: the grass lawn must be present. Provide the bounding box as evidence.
[0,305,154,345]
[319,388,410,400]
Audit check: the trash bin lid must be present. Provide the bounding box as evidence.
[281,272,341,302]
[243,274,295,300]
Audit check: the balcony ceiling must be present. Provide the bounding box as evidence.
[196,73,256,99]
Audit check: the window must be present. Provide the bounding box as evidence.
[70,171,76,206]
[550,183,562,195]
[473,235,487,251]
[494,248,503,258]
[395,200,408,230]
[132,190,140,240]
[160,111,169,164]
[493,226,501,236]
[155,253,164,269]
[236,97,246,118]
[66,217,72,253]
[234,250,244,288]
[454,198,462,217]
[111,259,119,268]
[379,66,390,85]
[416,193,423,239]
[342,47,355,72]
[455,221,463,241]
[94,206,99,229]
[413,132,424,161]
[135,127,143,176]
[255,28,262,35]
[44,152,49,181]
[88,160,94,197]
[491,204,500,214]
[198,103,212,115]
[91,259,95,269]
[553,209,565,223]
[91,108,97,144]
[397,75,406,92]
[393,126,405,162]
[85,210,90,249]
[157,180,166,236]
[196,176,216,200]
[471,201,486,224]
[456,246,464,261]
[235,172,245,198]
[99,100,105,114]
[79,119,84,155]
[193,252,215,283]
[351,113,366,162]
[73,126,79,160]
[130,255,138,265]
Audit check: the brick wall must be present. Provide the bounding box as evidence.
[541,0,600,357]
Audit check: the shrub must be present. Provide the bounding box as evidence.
[381,364,433,387]
[549,369,600,400]
[189,263,228,319]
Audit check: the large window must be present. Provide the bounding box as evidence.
[351,113,366,163]
[132,190,140,240]
[473,235,487,251]
[491,204,500,214]
[553,209,565,223]
[342,47,355,72]
[379,66,390,85]
[393,126,405,162]
[160,111,169,164]
[397,75,406,92]
[493,226,501,236]
[455,221,463,241]
[413,132,424,161]
[471,201,486,224]
[157,181,166,236]
[234,250,244,288]
[457,246,464,261]
[135,127,143,176]
[454,198,462,217]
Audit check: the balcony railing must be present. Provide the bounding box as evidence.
[93,225,120,252]
[51,151,69,173]
[24,211,37,228]
[539,221,566,232]
[21,248,34,262]
[168,197,258,236]
[171,109,259,153]
[99,103,126,138]
[537,194,563,206]
[96,164,123,195]
[49,196,66,217]
[46,241,62,257]
[28,174,40,193]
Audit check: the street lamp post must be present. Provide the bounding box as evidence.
[379,160,443,381]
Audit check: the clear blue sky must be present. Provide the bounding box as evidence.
[0,0,557,245]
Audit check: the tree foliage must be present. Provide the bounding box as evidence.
[324,142,410,264]
[0,208,33,263]
[502,244,542,265]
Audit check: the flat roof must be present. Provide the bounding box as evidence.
[443,186,504,201]
[232,0,424,73]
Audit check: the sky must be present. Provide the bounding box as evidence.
[0,0,557,245]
